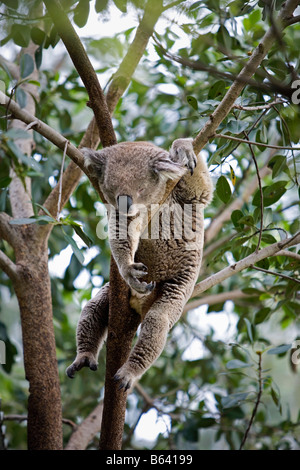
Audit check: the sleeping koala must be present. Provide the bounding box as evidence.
[66,138,213,390]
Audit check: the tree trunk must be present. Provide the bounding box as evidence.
[13,232,63,450]
[99,260,140,450]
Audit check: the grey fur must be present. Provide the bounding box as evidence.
[66,139,213,390]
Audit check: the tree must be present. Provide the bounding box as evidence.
[0,0,299,451]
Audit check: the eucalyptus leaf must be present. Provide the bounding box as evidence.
[62,231,85,264]
[20,54,34,79]
[267,344,292,355]
[216,175,231,204]
[226,359,252,369]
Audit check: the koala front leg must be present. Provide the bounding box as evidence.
[66,283,109,378]
[114,273,197,391]
[109,210,154,294]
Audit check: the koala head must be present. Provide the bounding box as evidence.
[82,142,185,215]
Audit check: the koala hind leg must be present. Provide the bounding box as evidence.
[114,275,195,391]
[66,283,109,378]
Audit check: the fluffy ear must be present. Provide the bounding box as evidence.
[150,152,186,182]
[81,148,106,179]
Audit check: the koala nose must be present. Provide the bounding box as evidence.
[117,195,133,214]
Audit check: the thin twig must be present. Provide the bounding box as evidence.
[233,100,286,111]
[25,120,39,131]
[57,140,69,220]
[239,352,263,450]
[252,265,300,285]
[3,414,77,429]
[213,133,300,150]
[243,133,263,252]
[275,250,300,261]
[192,231,300,298]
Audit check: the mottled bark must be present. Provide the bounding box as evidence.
[13,238,63,450]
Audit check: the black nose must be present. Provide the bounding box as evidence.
[117,195,133,213]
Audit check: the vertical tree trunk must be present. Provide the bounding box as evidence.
[99,261,140,450]
[6,37,63,449]
[13,236,63,449]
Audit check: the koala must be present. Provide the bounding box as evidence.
[66,138,213,390]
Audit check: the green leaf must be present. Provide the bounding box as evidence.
[9,215,55,226]
[261,233,277,244]
[113,0,127,13]
[15,87,27,108]
[35,46,43,69]
[95,0,109,12]
[208,80,226,100]
[71,223,93,248]
[253,181,287,207]
[216,175,231,204]
[73,0,90,28]
[222,392,250,409]
[254,307,271,325]
[33,203,56,219]
[6,128,31,140]
[31,27,46,46]
[1,0,18,8]
[62,230,85,264]
[267,344,292,355]
[270,387,280,408]
[0,176,12,188]
[9,217,38,225]
[186,95,198,110]
[244,318,254,343]
[268,155,287,179]
[231,209,244,228]
[20,54,34,79]
[224,120,249,134]
[226,359,252,369]
[11,24,30,48]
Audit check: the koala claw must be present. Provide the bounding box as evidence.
[186,150,197,176]
[171,140,197,176]
[130,278,155,294]
[66,353,98,379]
[113,365,136,392]
[122,263,155,294]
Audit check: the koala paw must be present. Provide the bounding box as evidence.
[170,139,197,176]
[66,352,98,379]
[122,262,155,294]
[113,364,138,392]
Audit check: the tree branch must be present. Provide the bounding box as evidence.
[150,0,299,221]
[106,0,164,113]
[192,0,300,155]
[252,265,300,285]
[275,250,300,261]
[191,232,300,298]
[42,0,163,220]
[43,0,116,148]
[183,289,256,314]
[64,402,103,450]
[214,133,300,151]
[0,248,18,281]
[0,212,20,248]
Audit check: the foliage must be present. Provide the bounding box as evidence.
[0,0,300,450]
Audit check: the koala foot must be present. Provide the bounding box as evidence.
[170,139,197,175]
[66,352,98,379]
[123,262,155,294]
[113,363,139,392]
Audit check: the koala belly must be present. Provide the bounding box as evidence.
[135,238,202,282]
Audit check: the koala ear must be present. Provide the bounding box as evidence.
[81,148,106,178]
[150,152,186,182]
